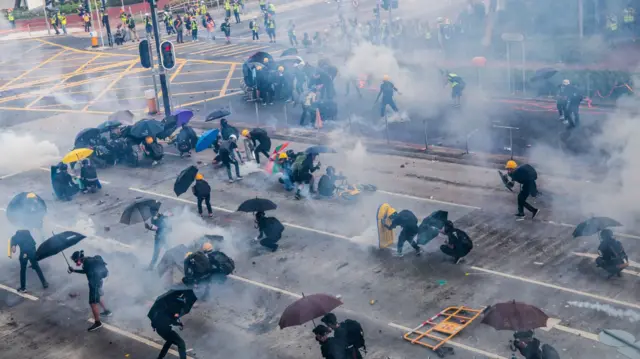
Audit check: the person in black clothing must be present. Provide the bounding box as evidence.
[242,127,271,164]
[596,229,629,278]
[10,230,48,293]
[53,163,79,201]
[68,250,112,332]
[220,118,239,140]
[146,212,173,270]
[80,159,101,193]
[439,221,473,264]
[150,308,187,359]
[556,79,583,128]
[321,313,364,359]
[255,211,284,251]
[505,160,540,221]
[317,166,345,197]
[292,153,321,199]
[192,173,213,217]
[375,75,400,118]
[385,210,421,257]
[313,324,346,359]
[217,134,243,182]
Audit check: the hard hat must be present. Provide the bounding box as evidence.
[562,79,570,86]
[383,74,390,81]
[263,57,269,63]
[278,152,288,160]
[505,160,517,169]
[195,173,204,180]
[229,134,237,141]
[278,66,284,72]
[145,136,153,144]
[241,129,250,137]
[26,192,37,199]
[256,65,263,70]
[185,251,193,259]
[202,242,213,251]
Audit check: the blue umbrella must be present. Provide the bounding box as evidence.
[174,109,194,127]
[195,129,219,153]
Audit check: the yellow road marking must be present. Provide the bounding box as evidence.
[189,43,236,55]
[220,63,236,96]
[215,45,271,57]
[0,105,110,115]
[35,38,137,57]
[177,89,242,107]
[26,54,102,108]
[172,77,239,85]
[169,61,187,83]
[469,266,640,309]
[0,50,66,91]
[82,62,137,111]
[177,68,231,75]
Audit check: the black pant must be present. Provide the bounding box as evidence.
[176,29,183,43]
[260,235,280,251]
[197,195,212,214]
[566,105,580,128]
[254,142,271,164]
[19,253,46,289]
[223,159,241,179]
[300,105,313,126]
[517,185,537,215]
[440,245,471,261]
[252,30,259,40]
[556,101,566,118]
[234,12,240,23]
[156,325,187,359]
[397,230,419,254]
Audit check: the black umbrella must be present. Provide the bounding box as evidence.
[97,120,122,132]
[148,288,198,322]
[498,170,514,192]
[248,51,273,64]
[120,198,162,225]
[108,110,135,124]
[205,108,232,122]
[129,119,165,138]
[157,244,190,276]
[74,128,101,147]
[237,198,277,212]
[530,67,557,82]
[174,165,199,197]
[281,47,298,57]
[6,192,47,228]
[305,145,337,154]
[36,231,86,261]
[157,115,178,140]
[573,217,622,238]
[417,210,449,245]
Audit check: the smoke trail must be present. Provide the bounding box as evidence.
[0,131,60,173]
[567,301,640,323]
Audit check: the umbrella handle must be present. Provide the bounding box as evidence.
[61,251,71,267]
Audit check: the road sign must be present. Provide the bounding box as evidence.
[160,40,176,70]
[138,39,152,69]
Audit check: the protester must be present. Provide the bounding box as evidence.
[385,210,421,257]
[300,87,317,127]
[192,173,213,217]
[221,18,232,44]
[220,118,239,140]
[68,250,113,332]
[439,220,473,264]
[241,127,271,164]
[505,160,539,221]
[80,159,101,193]
[146,211,173,270]
[321,313,366,359]
[313,325,345,359]
[292,152,321,199]
[254,211,284,251]
[52,163,79,201]
[217,134,243,182]
[10,230,48,293]
[149,307,187,359]
[446,72,465,106]
[596,229,629,278]
[375,75,400,118]
[277,152,295,191]
[317,166,345,197]
[175,15,184,43]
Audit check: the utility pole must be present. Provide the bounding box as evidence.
[148,0,172,116]
[100,0,113,47]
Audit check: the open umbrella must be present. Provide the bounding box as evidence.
[6,192,47,228]
[129,119,165,138]
[173,109,195,127]
[305,145,336,154]
[74,128,101,147]
[157,244,190,276]
[148,288,198,322]
[195,129,219,152]
[281,47,298,57]
[157,115,178,140]
[62,148,94,164]
[120,198,162,225]
[573,217,622,238]
[108,110,135,124]
[417,210,449,245]
[237,198,277,212]
[205,108,232,122]
[498,170,514,192]
[248,51,273,64]
[482,300,549,331]
[97,120,122,132]
[530,67,557,82]
[279,293,343,329]
[174,165,199,196]
[36,231,86,261]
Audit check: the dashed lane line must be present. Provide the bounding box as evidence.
[377,190,481,210]
[0,283,39,301]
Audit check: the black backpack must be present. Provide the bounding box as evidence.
[341,319,365,351]
[89,255,109,279]
[264,217,285,238]
[209,251,235,275]
[187,251,212,277]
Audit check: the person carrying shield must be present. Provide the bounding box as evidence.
[505,160,540,221]
[385,210,421,257]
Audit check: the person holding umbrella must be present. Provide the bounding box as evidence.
[10,230,48,293]
[68,250,112,332]
[148,289,195,359]
[192,173,213,217]
[241,127,271,164]
[255,211,285,251]
[79,159,101,193]
[313,324,346,359]
[505,160,540,221]
[146,212,173,270]
[439,220,473,264]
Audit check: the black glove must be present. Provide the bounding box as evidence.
[144,223,153,230]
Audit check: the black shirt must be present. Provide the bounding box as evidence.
[10,230,36,256]
[378,80,397,100]
[447,228,473,250]
[81,164,97,180]
[249,128,270,146]
[508,164,537,185]
[389,210,419,234]
[192,179,211,197]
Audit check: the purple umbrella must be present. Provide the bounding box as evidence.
[174,109,194,127]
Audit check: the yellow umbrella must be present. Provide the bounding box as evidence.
[62,148,93,164]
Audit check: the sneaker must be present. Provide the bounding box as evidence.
[515,213,525,221]
[88,322,102,332]
[531,209,540,219]
[236,176,243,180]
[392,252,404,258]
[208,213,213,218]
[228,179,234,183]
[100,310,113,317]
[17,287,26,293]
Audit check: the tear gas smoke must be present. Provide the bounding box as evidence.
[0,131,60,173]
[568,301,640,323]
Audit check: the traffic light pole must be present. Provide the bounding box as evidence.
[146,33,161,112]
[149,0,172,116]
[100,0,113,47]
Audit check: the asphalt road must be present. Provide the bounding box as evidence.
[0,112,638,359]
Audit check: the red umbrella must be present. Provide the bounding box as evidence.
[481,300,549,331]
[279,293,343,329]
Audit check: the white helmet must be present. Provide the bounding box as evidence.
[562,79,570,86]
[229,134,237,141]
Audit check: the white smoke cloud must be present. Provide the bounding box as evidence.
[567,301,640,323]
[0,131,60,173]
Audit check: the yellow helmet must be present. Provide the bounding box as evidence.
[26,192,37,199]
[278,152,288,160]
[263,57,269,63]
[195,173,204,180]
[278,66,284,72]
[241,129,250,137]
[185,251,193,259]
[202,242,213,251]
[256,65,263,70]
[145,136,153,144]
[505,160,517,169]
[383,74,390,81]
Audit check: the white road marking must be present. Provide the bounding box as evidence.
[377,190,481,210]
[387,322,506,359]
[545,220,640,240]
[0,171,30,180]
[469,266,640,310]
[541,318,599,341]
[87,319,194,359]
[571,252,640,277]
[0,283,39,301]
[228,274,303,299]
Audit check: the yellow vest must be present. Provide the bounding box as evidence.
[268,20,275,28]
[8,13,14,21]
[224,2,230,10]
[624,8,635,23]
[83,15,90,23]
[268,4,275,11]
[58,15,67,25]
[608,20,618,31]
[233,4,239,11]
[191,21,197,30]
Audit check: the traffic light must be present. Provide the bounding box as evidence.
[138,39,151,69]
[160,40,176,70]
[381,0,389,10]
